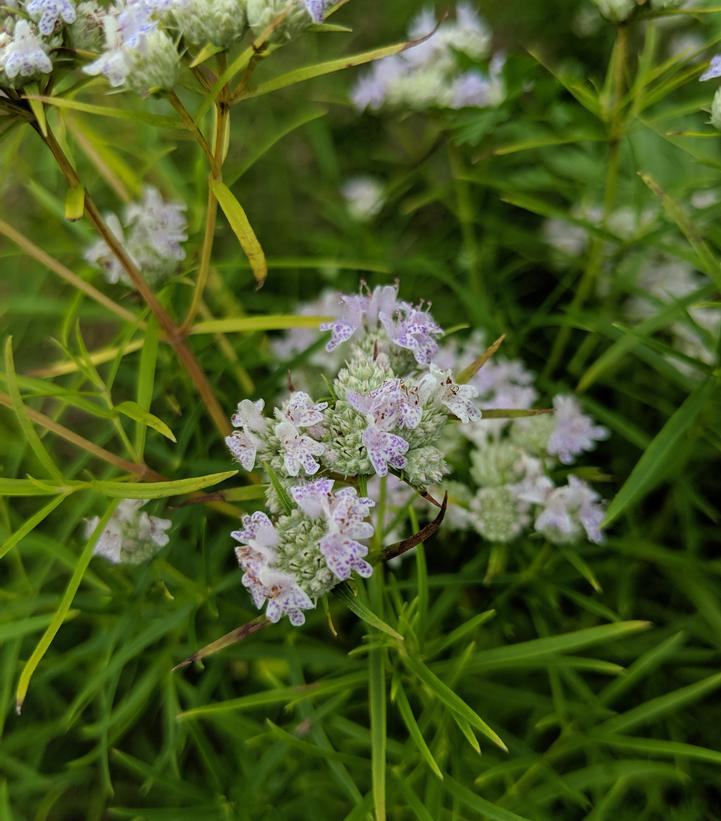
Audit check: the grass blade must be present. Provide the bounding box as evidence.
[92,470,237,499]
[602,379,716,527]
[15,498,119,713]
[401,652,508,752]
[3,337,63,482]
[393,680,443,780]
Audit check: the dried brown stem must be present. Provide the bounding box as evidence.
[381,492,448,563]
[173,616,269,671]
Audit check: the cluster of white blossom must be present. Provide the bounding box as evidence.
[626,256,721,372]
[86,499,172,565]
[427,333,609,546]
[257,288,611,619]
[341,177,386,222]
[542,203,656,264]
[351,4,505,113]
[1,0,331,92]
[0,0,67,85]
[227,283,485,624]
[591,0,684,24]
[542,201,720,374]
[84,186,187,286]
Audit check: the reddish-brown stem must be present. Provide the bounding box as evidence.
[38,125,231,438]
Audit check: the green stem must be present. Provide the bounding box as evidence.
[182,89,230,332]
[544,24,628,378]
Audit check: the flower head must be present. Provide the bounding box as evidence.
[534,476,605,544]
[84,186,187,285]
[342,176,385,221]
[1,20,53,80]
[86,499,171,565]
[291,479,375,580]
[417,364,480,423]
[26,0,76,36]
[547,395,609,465]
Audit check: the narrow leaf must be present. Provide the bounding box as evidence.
[234,37,432,102]
[602,379,716,527]
[0,493,70,560]
[394,680,444,779]
[334,584,403,641]
[211,180,267,287]
[401,653,508,752]
[456,334,506,384]
[92,470,237,499]
[16,499,120,712]
[3,337,63,482]
[190,314,332,335]
[115,400,176,443]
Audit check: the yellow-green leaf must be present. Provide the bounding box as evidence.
[64,185,85,222]
[210,180,267,287]
[115,400,176,443]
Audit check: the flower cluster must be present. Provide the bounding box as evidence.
[228,281,614,623]
[351,4,505,112]
[84,186,187,286]
[625,255,721,373]
[542,196,720,377]
[425,333,609,546]
[0,1,68,85]
[229,284,475,489]
[226,283,487,623]
[342,176,385,222]
[0,0,331,92]
[86,498,171,565]
[591,0,682,23]
[232,479,375,625]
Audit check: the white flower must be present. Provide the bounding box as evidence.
[232,511,315,625]
[417,364,480,424]
[346,379,420,476]
[26,0,76,36]
[84,2,178,91]
[534,476,605,544]
[84,187,187,285]
[86,499,171,565]
[278,391,327,428]
[342,177,385,221]
[261,569,315,625]
[276,420,325,476]
[1,21,53,81]
[547,395,609,465]
[700,55,721,82]
[231,398,267,433]
[291,479,375,580]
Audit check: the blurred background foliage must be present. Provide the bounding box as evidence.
[2,0,721,819]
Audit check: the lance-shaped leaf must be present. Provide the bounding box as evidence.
[456,334,506,384]
[211,180,268,287]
